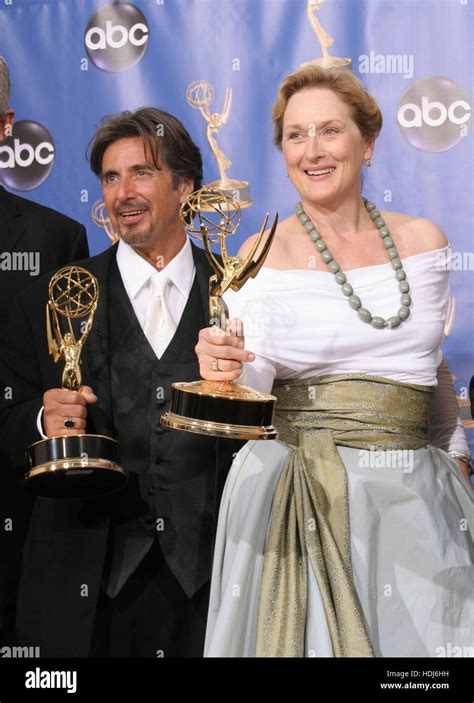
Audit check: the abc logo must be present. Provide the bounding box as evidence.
[397,77,471,153]
[0,121,55,191]
[84,2,149,73]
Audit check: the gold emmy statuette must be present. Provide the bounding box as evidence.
[161,187,278,440]
[25,266,127,499]
[187,80,253,210]
[301,0,352,69]
[92,199,119,244]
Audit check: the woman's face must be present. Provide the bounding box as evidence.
[282,87,373,206]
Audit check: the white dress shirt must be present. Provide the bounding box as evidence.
[37,237,196,438]
[116,237,195,330]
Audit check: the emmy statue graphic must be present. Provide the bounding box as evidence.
[161,187,278,440]
[92,199,119,244]
[25,266,127,498]
[187,80,252,209]
[302,0,352,69]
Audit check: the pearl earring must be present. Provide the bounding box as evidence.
[364,157,372,167]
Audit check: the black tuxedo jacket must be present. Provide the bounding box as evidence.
[0,241,240,655]
[0,186,89,642]
[0,186,89,336]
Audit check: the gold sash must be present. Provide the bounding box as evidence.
[255,374,433,657]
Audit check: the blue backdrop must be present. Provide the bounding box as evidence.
[1,0,472,442]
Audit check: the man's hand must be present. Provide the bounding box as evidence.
[43,386,97,438]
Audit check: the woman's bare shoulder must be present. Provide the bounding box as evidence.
[237,215,298,260]
[381,210,449,256]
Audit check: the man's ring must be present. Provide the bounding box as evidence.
[211,359,220,372]
[64,418,75,430]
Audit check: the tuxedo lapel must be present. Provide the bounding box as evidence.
[191,241,212,326]
[0,187,28,253]
[81,244,118,437]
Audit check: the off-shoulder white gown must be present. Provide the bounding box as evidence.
[204,246,474,657]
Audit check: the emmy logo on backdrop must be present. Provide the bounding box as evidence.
[25,266,127,498]
[187,80,252,209]
[302,0,352,69]
[161,186,279,440]
[92,199,119,244]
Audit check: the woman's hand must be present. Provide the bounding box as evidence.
[195,318,255,382]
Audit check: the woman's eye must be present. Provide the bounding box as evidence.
[288,131,303,140]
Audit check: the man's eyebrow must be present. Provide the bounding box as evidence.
[100,163,160,179]
[129,163,160,172]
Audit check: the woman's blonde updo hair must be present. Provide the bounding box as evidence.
[272,66,383,149]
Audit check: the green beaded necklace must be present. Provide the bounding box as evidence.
[296,198,411,329]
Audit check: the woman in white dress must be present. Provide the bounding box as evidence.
[196,66,474,657]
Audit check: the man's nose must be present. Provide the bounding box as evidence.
[114,175,138,202]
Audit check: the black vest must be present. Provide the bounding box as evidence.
[103,259,226,598]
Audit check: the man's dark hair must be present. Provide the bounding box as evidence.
[0,57,11,116]
[88,107,203,219]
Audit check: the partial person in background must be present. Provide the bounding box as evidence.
[0,56,89,644]
[197,66,474,657]
[470,376,474,419]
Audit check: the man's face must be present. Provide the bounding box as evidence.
[0,109,14,142]
[101,136,193,249]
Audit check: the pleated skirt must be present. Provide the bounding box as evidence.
[204,441,474,657]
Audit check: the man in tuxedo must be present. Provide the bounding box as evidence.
[0,56,89,642]
[0,107,242,656]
